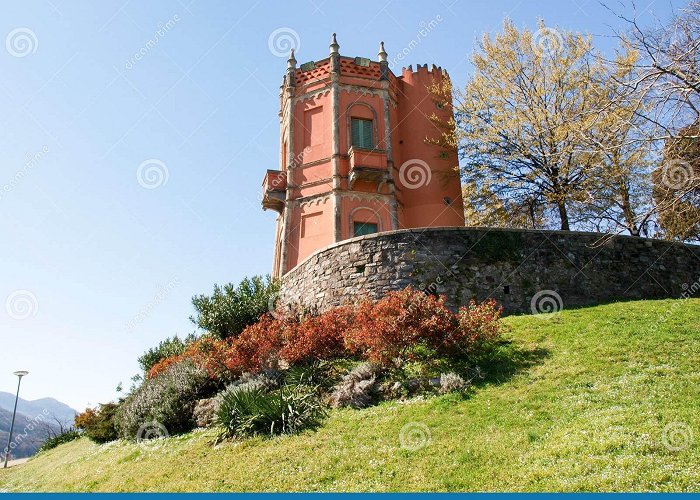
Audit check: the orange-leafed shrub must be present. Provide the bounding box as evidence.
[344,287,458,364]
[147,287,503,379]
[279,306,354,364]
[148,354,183,379]
[225,313,286,374]
[147,336,231,380]
[443,299,503,357]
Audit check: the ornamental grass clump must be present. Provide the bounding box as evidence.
[329,362,382,409]
[216,383,326,438]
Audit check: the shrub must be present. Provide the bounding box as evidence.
[138,334,197,373]
[216,384,325,438]
[329,362,382,409]
[218,372,280,395]
[116,361,210,439]
[147,335,232,380]
[446,299,503,357]
[439,372,468,394]
[148,287,502,394]
[279,307,353,364]
[190,275,280,340]
[224,314,286,373]
[193,398,217,428]
[284,361,338,390]
[74,402,120,444]
[344,287,458,365]
[38,428,81,452]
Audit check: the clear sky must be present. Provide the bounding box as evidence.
[1,0,680,411]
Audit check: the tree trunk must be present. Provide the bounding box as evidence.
[619,181,640,236]
[557,202,570,231]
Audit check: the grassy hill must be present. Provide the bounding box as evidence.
[1,299,698,492]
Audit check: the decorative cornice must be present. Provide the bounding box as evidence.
[297,192,333,208]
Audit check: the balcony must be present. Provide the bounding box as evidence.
[262,169,287,213]
[348,147,389,188]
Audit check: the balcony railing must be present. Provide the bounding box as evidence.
[348,147,388,188]
[261,169,286,212]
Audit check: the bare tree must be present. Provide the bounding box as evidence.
[604,1,700,241]
[607,0,700,136]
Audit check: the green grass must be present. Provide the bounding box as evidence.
[2,299,699,492]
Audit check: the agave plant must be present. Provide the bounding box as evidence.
[216,383,326,438]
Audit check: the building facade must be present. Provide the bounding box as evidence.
[262,34,465,278]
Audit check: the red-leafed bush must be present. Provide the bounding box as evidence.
[225,313,286,374]
[148,354,184,379]
[147,336,231,380]
[442,299,503,357]
[344,287,458,364]
[148,287,503,379]
[279,306,354,364]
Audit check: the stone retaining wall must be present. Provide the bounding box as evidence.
[278,227,700,315]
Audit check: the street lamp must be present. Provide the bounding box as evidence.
[3,371,29,468]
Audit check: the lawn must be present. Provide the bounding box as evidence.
[1,299,698,492]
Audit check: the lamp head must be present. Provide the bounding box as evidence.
[13,371,29,378]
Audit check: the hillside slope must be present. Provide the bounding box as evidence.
[0,407,48,460]
[1,299,698,492]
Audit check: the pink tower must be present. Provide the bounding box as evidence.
[262,35,465,278]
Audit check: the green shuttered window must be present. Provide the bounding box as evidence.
[351,118,373,149]
[353,222,378,237]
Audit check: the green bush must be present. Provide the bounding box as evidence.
[38,429,81,453]
[74,402,120,444]
[190,275,279,340]
[138,334,197,373]
[216,384,325,438]
[115,361,209,440]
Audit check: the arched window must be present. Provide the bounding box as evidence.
[353,221,378,236]
[351,118,373,149]
[349,206,382,237]
[345,102,378,151]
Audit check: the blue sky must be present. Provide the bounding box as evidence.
[0,0,680,411]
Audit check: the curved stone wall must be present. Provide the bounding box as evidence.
[278,227,700,315]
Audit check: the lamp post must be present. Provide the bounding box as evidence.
[3,371,28,468]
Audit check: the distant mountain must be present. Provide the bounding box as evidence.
[0,392,77,427]
[0,406,56,460]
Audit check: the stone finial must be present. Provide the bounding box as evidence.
[378,41,387,62]
[329,33,340,55]
[287,48,297,70]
